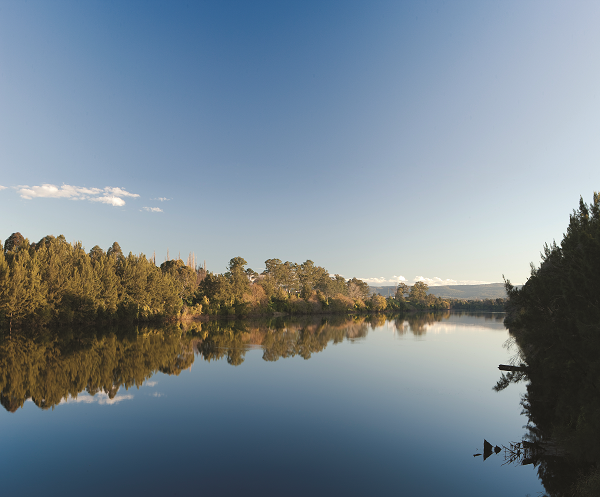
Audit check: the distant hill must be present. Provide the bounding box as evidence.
[369,283,511,300]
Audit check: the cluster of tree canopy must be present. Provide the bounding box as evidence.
[196,256,376,316]
[0,232,199,326]
[392,282,506,311]
[392,281,450,310]
[0,233,402,325]
[0,231,498,327]
[500,193,600,496]
[198,260,492,315]
[446,298,506,311]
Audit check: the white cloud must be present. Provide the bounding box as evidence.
[153,197,170,202]
[143,206,163,212]
[145,381,158,387]
[413,276,491,286]
[358,275,491,286]
[60,392,134,406]
[151,392,164,398]
[0,185,7,190]
[14,183,138,207]
[17,184,100,199]
[105,186,139,198]
[91,196,126,207]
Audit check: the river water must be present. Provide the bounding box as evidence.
[1,312,544,496]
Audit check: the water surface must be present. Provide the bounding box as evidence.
[1,312,543,496]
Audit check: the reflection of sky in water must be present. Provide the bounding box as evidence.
[380,312,507,336]
[59,392,134,406]
[1,313,542,497]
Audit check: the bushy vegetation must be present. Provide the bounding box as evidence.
[196,257,376,316]
[392,281,450,311]
[501,193,600,496]
[0,234,188,327]
[0,234,385,326]
[447,298,506,311]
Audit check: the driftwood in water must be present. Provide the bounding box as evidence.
[498,364,528,372]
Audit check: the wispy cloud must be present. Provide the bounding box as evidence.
[105,187,139,198]
[145,381,158,387]
[0,185,7,190]
[143,207,163,212]
[15,183,139,206]
[152,197,170,202]
[151,392,164,398]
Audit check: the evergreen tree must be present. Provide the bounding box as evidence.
[3,232,25,254]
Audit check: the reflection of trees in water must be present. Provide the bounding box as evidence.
[494,334,600,495]
[1,311,470,413]
[395,311,450,336]
[452,311,505,323]
[0,324,195,412]
[367,314,386,329]
[196,316,370,364]
[0,316,379,412]
[393,311,503,337]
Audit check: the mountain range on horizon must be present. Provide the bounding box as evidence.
[369,282,510,300]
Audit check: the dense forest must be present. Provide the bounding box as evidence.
[500,193,600,496]
[0,233,188,327]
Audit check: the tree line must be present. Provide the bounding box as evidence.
[0,231,504,328]
[500,193,600,496]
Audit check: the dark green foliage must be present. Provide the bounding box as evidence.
[448,298,505,311]
[502,193,600,496]
[0,233,187,327]
[160,259,198,304]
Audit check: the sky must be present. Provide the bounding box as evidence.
[1,0,600,286]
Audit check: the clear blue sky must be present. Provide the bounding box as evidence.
[1,0,599,285]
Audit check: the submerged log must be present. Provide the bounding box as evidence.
[498,364,528,372]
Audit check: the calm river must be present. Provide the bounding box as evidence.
[1,312,544,496]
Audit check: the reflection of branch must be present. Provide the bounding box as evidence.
[501,441,526,466]
[493,370,527,392]
[501,440,565,466]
